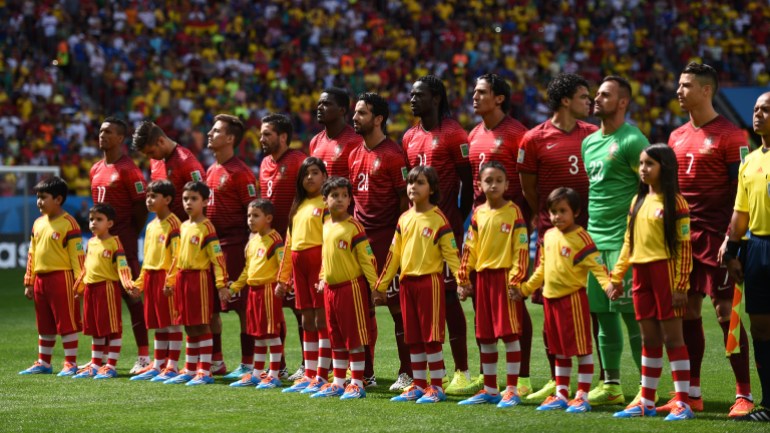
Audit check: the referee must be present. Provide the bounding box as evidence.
[724,91,770,422]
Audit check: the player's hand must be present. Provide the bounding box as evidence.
[315,279,325,293]
[457,284,472,301]
[725,258,744,284]
[227,281,233,289]
[671,290,687,309]
[372,290,387,306]
[717,236,729,266]
[163,286,173,297]
[508,286,523,302]
[274,283,287,298]
[218,287,231,302]
[604,283,620,301]
[24,286,33,300]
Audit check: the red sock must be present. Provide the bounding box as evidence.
[166,327,183,370]
[198,333,213,375]
[350,347,366,386]
[317,327,331,381]
[577,354,593,393]
[426,341,444,388]
[332,349,348,385]
[719,320,752,394]
[554,356,572,399]
[185,335,200,373]
[667,345,690,403]
[211,332,223,362]
[682,318,704,381]
[480,341,498,393]
[153,331,169,366]
[61,333,78,364]
[641,345,663,406]
[409,344,428,389]
[266,337,282,374]
[38,335,56,366]
[107,333,122,367]
[240,332,254,366]
[91,337,106,366]
[503,336,521,388]
[303,330,319,379]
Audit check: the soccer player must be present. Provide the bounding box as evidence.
[664,62,753,416]
[517,73,597,400]
[514,187,610,414]
[162,181,229,386]
[130,180,184,382]
[132,121,206,222]
[467,74,533,395]
[456,161,529,408]
[610,144,694,421]
[724,91,770,422]
[205,114,260,380]
[259,113,307,380]
[402,75,473,394]
[581,76,647,406]
[71,203,136,379]
[20,177,84,376]
[349,92,410,390]
[377,166,462,404]
[310,88,360,179]
[90,117,150,374]
[226,199,286,390]
[310,176,380,400]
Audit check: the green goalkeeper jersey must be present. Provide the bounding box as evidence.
[581,122,649,250]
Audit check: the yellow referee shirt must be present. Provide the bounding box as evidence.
[75,236,134,293]
[133,213,181,290]
[521,226,609,299]
[24,212,84,286]
[319,217,379,290]
[459,201,529,286]
[734,147,770,235]
[231,229,284,293]
[375,206,461,292]
[612,193,692,292]
[166,218,228,289]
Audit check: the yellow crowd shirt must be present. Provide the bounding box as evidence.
[521,226,610,299]
[231,229,284,293]
[459,201,529,286]
[734,147,770,236]
[375,206,461,292]
[74,236,134,292]
[133,213,181,290]
[166,219,228,289]
[611,193,692,292]
[277,196,329,283]
[24,212,84,286]
[319,217,379,290]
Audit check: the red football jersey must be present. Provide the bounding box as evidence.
[668,115,747,264]
[402,119,470,239]
[150,145,205,221]
[517,119,596,239]
[206,156,258,246]
[309,124,361,179]
[468,116,530,217]
[348,138,408,232]
[90,155,147,265]
[259,149,306,236]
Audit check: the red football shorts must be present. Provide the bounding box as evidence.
[292,246,323,310]
[141,269,177,329]
[220,242,249,313]
[83,280,123,337]
[475,268,523,340]
[632,260,685,321]
[368,227,400,307]
[174,269,215,326]
[543,288,592,357]
[400,273,445,345]
[690,259,734,300]
[325,276,371,350]
[246,283,284,338]
[33,270,81,335]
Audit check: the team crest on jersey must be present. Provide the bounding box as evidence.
[493,137,503,153]
[500,223,512,233]
[257,248,266,257]
[191,235,200,245]
[102,249,112,258]
[219,174,228,189]
[158,234,166,244]
[51,232,61,240]
[608,142,619,158]
[699,136,714,154]
[372,158,381,173]
[422,227,434,238]
[333,144,343,159]
[247,184,257,197]
[654,208,664,219]
[560,246,571,257]
[337,240,349,250]
[312,208,323,217]
[432,137,440,149]
[191,170,202,182]
[110,173,119,185]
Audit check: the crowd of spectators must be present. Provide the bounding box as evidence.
[1,0,769,197]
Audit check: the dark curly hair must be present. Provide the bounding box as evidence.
[546,73,590,112]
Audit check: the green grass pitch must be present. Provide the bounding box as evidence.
[0,268,764,432]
